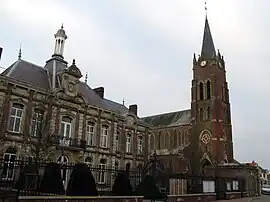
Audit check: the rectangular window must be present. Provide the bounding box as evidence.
[98,163,106,183]
[60,122,71,137]
[100,126,108,148]
[203,180,215,193]
[232,181,239,190]
[60,117,72,146]
[115,133,119,151]
[31,110,43,137]
[8,103,24,133]
[226,182,232,191]
[126,134,132,153]
[2,153,16,180]
[137,136,143,154]
[86,122,95,146]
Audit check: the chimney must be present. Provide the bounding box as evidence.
[129,104,138,116]
[0,47,3,62]
[94,87,104,99]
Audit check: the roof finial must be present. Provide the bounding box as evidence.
[205,1,208,18]
[72,59,76,65]
[85,72,88,83]
[61,23,64,29]
[122,98,125,106]
[18,44,22,60]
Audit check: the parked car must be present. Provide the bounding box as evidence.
[261,184,270,195]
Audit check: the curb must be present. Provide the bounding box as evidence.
[248,197,260,201]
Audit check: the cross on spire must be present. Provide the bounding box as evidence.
[18,44,22,60]
[205,1,208,17]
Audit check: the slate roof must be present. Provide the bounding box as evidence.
[1,59,50,89]
[1,59,128,115]
[201,17,216,58]
[140,109,191,128]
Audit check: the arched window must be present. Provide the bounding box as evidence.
[199,82,204,100]
[206,80,211,99]
[206,107,211,120]
[177,131,182,146]
[164,133,170,148]
[201,159,211,175]
[150,134,155,151]
[98,159,106,184]
[199,108,204,121]
[158,132,162,149]
[126,133,132,153]
[84,156,92,168]
[184,130,189,146]
[57,155,69,188]
[86,121,95,146]
[181,132,185,146]
[8,103,24,133]
[174,132,177,148]
[2,147,17,180]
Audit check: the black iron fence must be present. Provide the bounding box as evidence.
[0,158,142,197]
[0,157,253,201]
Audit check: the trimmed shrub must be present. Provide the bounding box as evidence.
[66,163,98,196]
[134,175,166,200]
[111,171,133,196]
[16,163,39,191]
[39,163,65,195]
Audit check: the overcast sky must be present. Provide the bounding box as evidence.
[0,0,270,168]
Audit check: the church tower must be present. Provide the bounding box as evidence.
[190,16,233,173]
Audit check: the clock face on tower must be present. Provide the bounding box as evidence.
[200,60,207,67]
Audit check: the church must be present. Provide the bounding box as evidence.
[0,13,237,181]
[142,16,233,175]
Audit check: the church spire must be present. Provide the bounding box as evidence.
[201,15,216,58]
